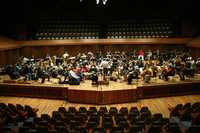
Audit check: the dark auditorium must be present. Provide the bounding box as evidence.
[0,0,200,133]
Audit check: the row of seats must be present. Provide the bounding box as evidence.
[32,22,177,40]
[107,23,175,39]
[35,32,99,40]
[0,102,199,133]
[33,23,100,40]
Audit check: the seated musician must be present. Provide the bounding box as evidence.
[100,59,110,80]
[175,58,186,80]
[68,67,81,84]
[161,65,175,81]
[196,58,200,73]
[110,69,118,82]
[91,72,98,85]
[141,67,152,83]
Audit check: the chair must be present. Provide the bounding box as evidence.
[86,121,98,129]
[168,122,181,133]
[88,107,97,115]
[128,125,144,133]
[99,107,108,115]
[92,128,106,133]
[109,107,118,116]
[41,114,51,121]
[58,107,67,113]
[119,107,128,116]
[152,113,163,122]
[68,107,77,114]
[8,103,17,112]
[36,126,48,133]
[187,125,200,133]
[148,124,161,133]
[110,127,124,133]
[56,125,68,133]
[102,116,113,129]
[118,120,129,129]
[52,111,61,120]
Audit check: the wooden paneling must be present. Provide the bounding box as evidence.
[137,81,200,99]
[0,48,20,66]
[68,89,137,104]
[0,83,68,100]
[0,81,199,104]
[68,90,101,104]
[20,38,192,46]
[101,89,137,104]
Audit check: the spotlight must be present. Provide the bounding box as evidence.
[80,0,108,5]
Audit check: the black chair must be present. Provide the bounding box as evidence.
[68,107,77,114]
[102,116,113,129]
[128,124,144,133]
[109,107,118,116]
[56,125,68,133]
[110,127,124,133]
[119,107,128,116]
[168,122,181,133]
[41,114,51,121]
[187,125,200,133]
[118,120,129,129]
[148,124,161,133]
[79,107,87,113]
[88,107,97,114]
[99,107,108,115]
[92,128,106,133]
[152,113,163,121]
[58,107,67,113]
[36,126,48,133]
[86,121,98,129]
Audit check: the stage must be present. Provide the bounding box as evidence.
[0,74,200,104]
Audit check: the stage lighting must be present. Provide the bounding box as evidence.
[80,0,108,5]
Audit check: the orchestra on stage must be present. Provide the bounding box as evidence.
[0,49,199,85]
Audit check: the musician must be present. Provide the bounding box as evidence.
[141,67,152,83]
[51,67,59,78]
[127,71,134,84]
[23,63,33,81]
[68,68,80,85]
[127,68,139,84]
[7,64,20,80]
[100,59,110,80]
[146,49,152,60]
[151,64,158,78]
[161,65,175,81]
[91,72,98,85]
[39,63,50,83]
[110,69,118,81]
[196,58,200,73]
[175,57,185,80]
[184,57,196,78]
[138,49,144,61]
[62,66,69,83]
[62,51,69,59]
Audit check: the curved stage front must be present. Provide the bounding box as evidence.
[0,78,200,104]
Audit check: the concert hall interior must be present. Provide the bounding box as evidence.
[0,0,200,133]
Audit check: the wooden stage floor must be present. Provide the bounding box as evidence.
[0,94,200,118]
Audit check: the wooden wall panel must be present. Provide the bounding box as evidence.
[0,49,20,66]
[0,83,68,100]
